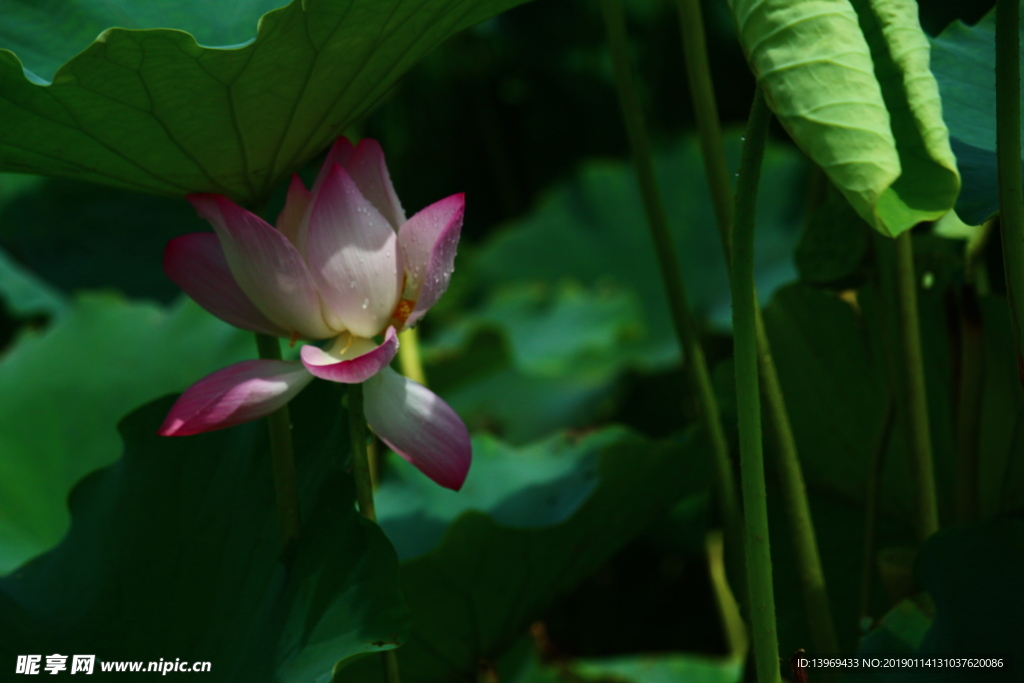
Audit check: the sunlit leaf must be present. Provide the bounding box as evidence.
[0,0,536,205]
[0,293,251,573]
[729,0,960,236]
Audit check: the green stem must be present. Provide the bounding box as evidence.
[860,401,894,622]
[894,233,940,541]
[348,383,401,683]
[996,0,1024,377]
[732,89,781,683]
[674,0,733,253]
[954,284,983,525]
[756,314,839,658]
[255,333,301,543]
[600,0,745,596]
[674,0,837,653]
[398,327,428,386]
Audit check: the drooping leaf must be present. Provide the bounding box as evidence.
[0,293,251,573]
[729,0,960,236]
[343,427,713,681]
[930,6,1022,225]
[0,382,409,682]
[0,0,537,205]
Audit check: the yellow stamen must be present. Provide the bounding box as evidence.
[334,331,355,357]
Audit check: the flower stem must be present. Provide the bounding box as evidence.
[398,327,428,386]
[894,232,940,542]
[255,333,301,543]
[732,89,781,683]
[996,0,1024,381]
[674,0,838,655]
[348,383,401,683]
[600,0,745,598]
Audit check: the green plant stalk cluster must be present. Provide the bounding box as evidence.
[599,0,745,598]
[731,90,781,683]
[996,0,1024,375]
[674,0,838,655]
[255,333,301,543]
[348,383,402,683]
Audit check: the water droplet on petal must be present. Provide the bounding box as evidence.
[361,298,369,309]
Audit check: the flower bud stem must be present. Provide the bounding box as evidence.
[255,333,301,544]
[348,383,401,682]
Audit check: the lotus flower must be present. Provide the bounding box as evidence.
[159,138,470,490]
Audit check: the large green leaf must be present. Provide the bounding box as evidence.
[930,7,1022,225]
[728,0,960,236]
[0,293,251,574]
[344,427,712,682]
[0,382,409,682]
[420,135,805,444]
[0,0,535,205]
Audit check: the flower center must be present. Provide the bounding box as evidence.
[389,298,416,329]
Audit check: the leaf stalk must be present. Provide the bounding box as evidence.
[675,0,837,655]
[600,0,745,599]
[894,232,940,542]
[731,89,781,683]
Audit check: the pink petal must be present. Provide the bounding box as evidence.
[300,326,399,383]
[276,175,314,249]
[397,193,465,328]
[346,139,406,229]
[312,137,355,195]
[305,166,403,338]
[363,366,471,491]
[163,233,288,337]
[158,360,314,437]
[188,194,334,340]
